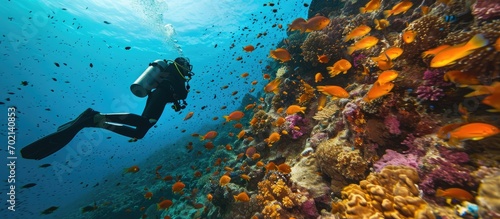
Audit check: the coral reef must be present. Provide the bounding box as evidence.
[331,165,435,219]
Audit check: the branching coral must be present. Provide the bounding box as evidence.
[256,173,304,218]
[416,69,451,101]
[331,166,435,219]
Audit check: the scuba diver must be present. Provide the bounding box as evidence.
[21,57,194,160]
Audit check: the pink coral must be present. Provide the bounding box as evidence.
[285,114,308,139]
[373,149,418,172]
[472,0,500,20]
[384,114,401,135]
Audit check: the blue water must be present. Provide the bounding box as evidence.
[0,0,309,218]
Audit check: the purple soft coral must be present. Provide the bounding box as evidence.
[416,69,452,101]
[472,0,500,20]
[384,114,401,135]
[373,149,419,172]
[419,157,474,195]
[416,85,444,101]
[285,114,308,139]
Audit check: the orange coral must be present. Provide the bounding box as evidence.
[256,173,303,218]
[331,166,435,219]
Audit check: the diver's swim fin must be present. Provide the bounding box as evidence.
[21,108,98,160]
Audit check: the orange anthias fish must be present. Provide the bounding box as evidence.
[144,191,153,199]
[264,132,281,146]
[234,192,250,202]
[436,188,474,202]
[347,36,379,55]
[269,48,291,62]
[327,59,352,77]
[360,0,381,13]
[431,34,489,68]
[223,111,245,122]
[302,16,330,32]
[402,30,416,43]
[363,81,394,102]
[372,47,403,62]
[437,123,465,139]
[377,70,399,85]
[288,18,307,31]
[344,25,371,42]
[384,0,413,18]
[183,112,194,121]
[316,86,349,98]
[243,45,255,52]
[317,54,329,63]
[318,94,327,111]
[374,19,389,30]
[495,36,500,51]
[443,70,480,87]
[200,131,218,141]
[446,123,500,145]
[315,73,324,83]
[264,78,282,94]
[219,175,231,186]
[157,200,173,210]
[123,165,140,174]
[237,130,246,139]
[421,44,451,58]
[172,181,185,194]
[286,105,306,115]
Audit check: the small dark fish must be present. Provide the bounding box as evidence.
[304,3,309,7]
[39,163,51,168]
[103,21,111,24]
[89,63,93,68]
[124,46,131,50]
[81,205,97,213]
[61,8,67,10]
[0,102,4,105]
[41,206,59,215]
[20,81,28,86]
[54,62,60,67]
[22,183,37,189]
[52,77,57,81]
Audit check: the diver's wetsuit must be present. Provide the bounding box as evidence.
[95,61,189,139]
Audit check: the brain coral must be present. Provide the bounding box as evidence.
[331,165,435,219]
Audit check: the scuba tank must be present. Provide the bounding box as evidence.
[130,60,169,97]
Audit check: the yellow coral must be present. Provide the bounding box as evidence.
[282,196,294,208]
[271,179,286,196]
[262,202,281,219]
[332,166,435,219]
